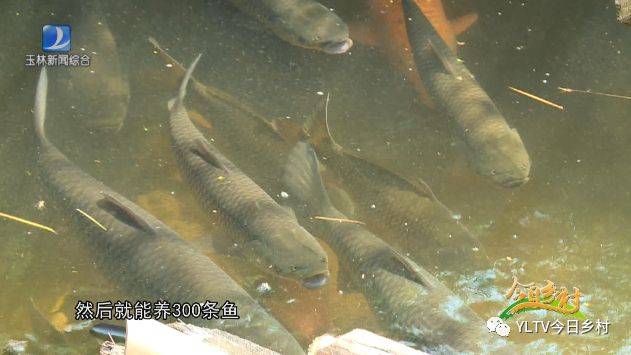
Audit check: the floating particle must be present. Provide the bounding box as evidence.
[533,210,550,220]
[280,191,289,199]
[35,200,46,210]
[316,91,324,96]
[256,282,272,294]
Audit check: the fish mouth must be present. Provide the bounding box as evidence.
[301,272,329,289]
[500,176,530,188]
[321,38,353,54]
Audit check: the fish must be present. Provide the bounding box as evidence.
[167,55,329,290]
[353,0,478,107]
[226,0,353,54]
[301,95,490,274]
[150,46,486,273]
[66,1,130,132]
[402,0,531,188]
[34,67,305,355]
[282,142,511,353]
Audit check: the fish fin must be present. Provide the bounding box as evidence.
[282,142,336,215]
[191,139,229,172]
[98,193,156,234]
[188,110,213,131]
[28,298,68,344]
[303,94,343,153]
[270,118,306,145]
[325,185,357,218]
[386,249,433,288]
[167,98,176,111]
[450,12,478,36]
[428,39,459,77]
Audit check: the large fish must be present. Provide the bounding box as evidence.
[167,55,329,290]
[282,142,511,353]
[226,0,353,54]
[149,44,487,273]
[402,0,531,188]
[34,68,305,355]
[66,1,130,132]
[352,0,478,107]
[302,96,490,274]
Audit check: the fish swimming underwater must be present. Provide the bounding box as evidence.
[301,96,490,274]
[353,0,478,107]
[167,55,329,290]
[226,0,353,54]
[149,46,487,274]
[282,142,511,353]
[402,0,531,187]
[66,1,130,132]
[34,68,305,355]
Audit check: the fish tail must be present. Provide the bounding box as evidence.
[168,54,202,111]
[34,67,51,146]
[282,142,336,215]
[303,93,339,150]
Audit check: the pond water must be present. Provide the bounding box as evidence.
[0,0,629,353]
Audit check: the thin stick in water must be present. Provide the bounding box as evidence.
[0,211,58,235]
[508,86,564,110]
[313,215,366,225]
[558,87,631,101]
[75,209,107,231]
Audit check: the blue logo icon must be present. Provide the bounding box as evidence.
[42,25,71,52]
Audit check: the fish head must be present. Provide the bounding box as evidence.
[474,128,531,188]
[268,3,353,54]
[245,221,329,289]
[82,92,130,133]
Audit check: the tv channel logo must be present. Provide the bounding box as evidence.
[42,25,71,52]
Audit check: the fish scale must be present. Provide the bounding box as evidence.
[282,142,512,353]
[302,97,489,274]
[167,55,329,288]
[33,68,305,355]
[402,0,531,188]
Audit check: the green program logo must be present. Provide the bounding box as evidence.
[487,276,589,337]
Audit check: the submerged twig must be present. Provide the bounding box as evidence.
[508,86,564,110]
[75,209,108,231]
[0,211,58,235]
[313,216,366,225]
[558,87,631,101]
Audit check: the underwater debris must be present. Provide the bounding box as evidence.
[508,86,564,110]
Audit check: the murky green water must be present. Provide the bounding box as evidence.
[1,0,629,353]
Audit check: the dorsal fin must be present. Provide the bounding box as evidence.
[450,12,478,36]
[98,193,156,234]
[341,147,439,201]
[428,39,459,77]
[304,94,343,153]
[385,248,433,288]
[191,139,229,172]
